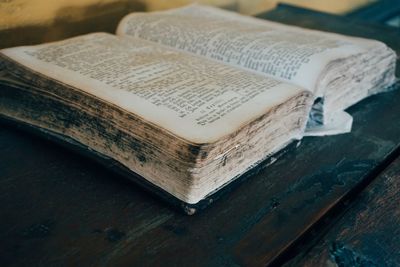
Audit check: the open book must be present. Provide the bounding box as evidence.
[0,4,397,213]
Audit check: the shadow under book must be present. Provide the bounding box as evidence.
[0,4,397,214]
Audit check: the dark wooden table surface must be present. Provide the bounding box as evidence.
[1,5,400,267]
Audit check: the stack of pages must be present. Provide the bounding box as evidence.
[0,5,397,213]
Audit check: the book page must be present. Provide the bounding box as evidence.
[117,4,377,94]
[1,33,309,144]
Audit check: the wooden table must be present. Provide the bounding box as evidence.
[1,5,400,267]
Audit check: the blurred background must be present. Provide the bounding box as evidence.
[0,0,398,48]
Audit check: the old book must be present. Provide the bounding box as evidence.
[117,4,397,135]
[0,4,397,214]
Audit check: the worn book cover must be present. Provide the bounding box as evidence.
[0,5,397,214]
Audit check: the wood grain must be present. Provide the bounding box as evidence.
[1,6,400,267]
[286,155,400,266]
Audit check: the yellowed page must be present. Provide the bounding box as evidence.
[117,4,380,95]
[1,33,307,144]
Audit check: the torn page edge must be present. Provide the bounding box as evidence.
[304,110,353,137]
